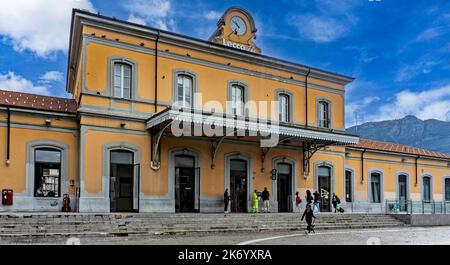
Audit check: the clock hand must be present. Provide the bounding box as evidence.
[233,21,240,29]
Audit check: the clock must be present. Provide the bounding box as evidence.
[230,16,247,36]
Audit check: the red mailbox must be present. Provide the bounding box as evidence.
[2,189,13,205]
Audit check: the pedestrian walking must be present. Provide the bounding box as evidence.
[252,189,259,213]
[224,188,230,214]
[301,203,316,234]
[295,191,302,212]
[313,191,321,213]
[262,187,270,213]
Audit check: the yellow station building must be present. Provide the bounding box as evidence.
[1,7,450,213]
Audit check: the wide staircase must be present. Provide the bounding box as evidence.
[0,212,406,240]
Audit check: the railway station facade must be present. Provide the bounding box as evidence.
[1,7,450,213]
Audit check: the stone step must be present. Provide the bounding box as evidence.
[0,213,405,237]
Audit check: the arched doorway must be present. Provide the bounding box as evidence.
[276,163,293,212]
[230,159,248,213]
[318,165,331,212]
[175,154,197,212]
[110,150,135,212]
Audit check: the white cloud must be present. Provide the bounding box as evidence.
[127,15,147,26]
[366,84,450,122]
[0,72,49,95]
[0,0,96,57]
[40,71,64,83]
[416,27,443,42]
[204,11,221,21]
[346,96,380,126]
[395,60,439,82]
[123,0,173,31]
[289,15,348,43]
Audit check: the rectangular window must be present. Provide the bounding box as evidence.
[177,75,193,108]
[34,148,61,198]
[279,94,289,122]
[445,179,450,201]
[423,177,431,201]
[113,63,131,99]
[231,85,244,116]
[371,173,381,203]
[319,101,330,128]
[345,170,352,202]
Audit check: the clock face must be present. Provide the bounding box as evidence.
[230,16,247,36]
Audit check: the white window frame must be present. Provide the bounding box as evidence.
[279,93,290,122]
[318,100,330,128]
[231,84,245,116]
[113,63,132,99]
[176,74,193,108]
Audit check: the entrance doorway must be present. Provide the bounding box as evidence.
[175,155,197,212]
[277,163,292,212]
[398,175,408,211]
[230,159,248,213]
[318,166,331,212]
[110,150,134,212]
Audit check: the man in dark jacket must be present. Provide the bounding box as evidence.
[301,203,316,234]
[262,187,270,213]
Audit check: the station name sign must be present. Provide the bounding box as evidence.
[222,39,256,52]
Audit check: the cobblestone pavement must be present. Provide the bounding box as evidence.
[1,226,450,245]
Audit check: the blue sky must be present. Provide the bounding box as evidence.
[0,0,449,127]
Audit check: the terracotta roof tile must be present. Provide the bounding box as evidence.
[352,138,450,159]
[0,89,77,114]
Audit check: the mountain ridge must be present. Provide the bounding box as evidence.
[347,115,450,154]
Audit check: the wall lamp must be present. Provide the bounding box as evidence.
[271,169,277,180]
[45,118,52,126]
[120,121,126,128]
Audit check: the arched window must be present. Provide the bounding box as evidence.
[231,84,245,116]
[370,172,381,203]
[177,74,193,108]
[423,176,431,201]
[318,100,330,128]
[279,93,290,122]
[113,62,132,99]
[34,148,61,197]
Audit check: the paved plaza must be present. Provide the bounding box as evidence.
[1,225,450,245]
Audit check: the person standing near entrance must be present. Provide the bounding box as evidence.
[332,193,341,213]
[252,189,259,213]
[262,187,270,213]
[295,192,302,212]
[305,190,313,205]
[313,191,321,213]
[224,188,230,214]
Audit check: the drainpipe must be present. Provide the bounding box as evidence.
[361,149,366,184]
[6,107,11,165]
[154,31,160,113]
[305,68,311,128]
[415,156,419,187]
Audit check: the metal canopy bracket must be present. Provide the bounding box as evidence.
[260,136,296,173]
[150,121,173,171]
[210,136,226,169]
[302,141,336,178]
[210,128,239,169]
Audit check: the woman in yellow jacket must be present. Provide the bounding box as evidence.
[252,189,259,213]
